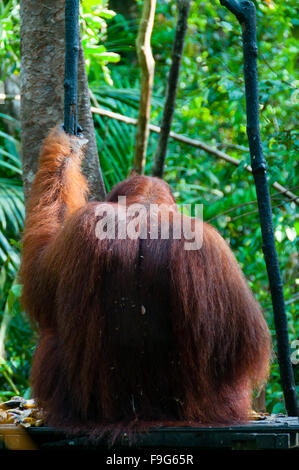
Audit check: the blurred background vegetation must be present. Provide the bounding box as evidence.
[0,0,298,413]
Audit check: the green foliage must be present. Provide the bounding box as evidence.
[0,115,33,400]
[0,0,20,78]
[0,0,298,413]
[81,0,120,85]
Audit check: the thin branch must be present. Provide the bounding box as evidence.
[271,182,298,204]
[263,293,299,310]
[152,0,191,178]
[272,185,299,198]
[207,199,257,222]
[261,53,298,89]
[91,105,299,206]
[91,106,243,164]
[230,195,299,222]
[133,0,156,174]
[207,185,299,222]
[216,141,249,152]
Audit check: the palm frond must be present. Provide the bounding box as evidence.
[0,122,24,277]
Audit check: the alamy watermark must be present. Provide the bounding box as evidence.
[94,197,203,251]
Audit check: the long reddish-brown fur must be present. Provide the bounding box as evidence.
[19,127,271,440]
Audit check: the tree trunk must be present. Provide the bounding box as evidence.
[152,0,190,178]
[133,0,156,174]
[20,0,105,203]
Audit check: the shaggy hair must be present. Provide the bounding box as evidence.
[19,127,271,440]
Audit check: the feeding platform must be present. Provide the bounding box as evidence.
[0,416,298,451]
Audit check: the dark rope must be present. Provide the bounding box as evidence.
[64,0,80,135]
[220,0,299,417]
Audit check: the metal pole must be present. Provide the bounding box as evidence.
[64,0,80,135]
[220,0,299,416]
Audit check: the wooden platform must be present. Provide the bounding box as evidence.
[0,416,298,450]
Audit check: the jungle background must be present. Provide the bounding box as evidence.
[0,0,298,413]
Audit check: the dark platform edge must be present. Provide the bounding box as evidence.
[1,416,299,450]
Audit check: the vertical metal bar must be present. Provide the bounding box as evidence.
[64,0,79,135]
[220,0,299,416]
